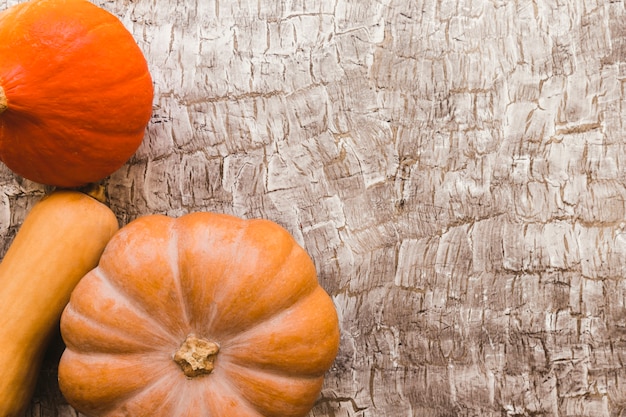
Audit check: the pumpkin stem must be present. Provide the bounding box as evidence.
[173,335,219,378]
[0,86,6,114]
[76,183,107,204]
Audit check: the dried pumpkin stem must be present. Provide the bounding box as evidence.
[0,86,6,114]
[76,183,107,204]
[173,335,219,378]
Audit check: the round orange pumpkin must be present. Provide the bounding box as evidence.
[58,212,340,417]
[0,0,153,187]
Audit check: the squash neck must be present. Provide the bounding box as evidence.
[0,86,6,114]
[173,335,219,378]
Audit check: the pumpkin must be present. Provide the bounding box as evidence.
[58,212,340,417]
[0,189,119,417]
[0,0,153,187]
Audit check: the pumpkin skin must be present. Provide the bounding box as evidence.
[0,0,153,187]
[0,190,119,417]
[59,212,341,417]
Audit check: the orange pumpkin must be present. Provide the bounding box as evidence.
[58,212,340,417]
[0,0,153,187]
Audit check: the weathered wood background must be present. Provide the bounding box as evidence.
[1,0,625,415]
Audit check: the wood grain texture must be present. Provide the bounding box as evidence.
[0,0,625,415]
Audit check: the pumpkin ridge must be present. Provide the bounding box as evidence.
[59,350,174,416]
[208,370,267,417]
[222,362,325,417]
[167,381,213,417]
[96,215,197,339]
[220,354,331,381]
[214,242,319,341]
[106,371,186,416]
[219,286,338,377]
[218,283,318,351]
[62,303,171,355]
[169,223,194,334]
[225,359,328,382]
[92,264,186,347]
[173,212,252,337]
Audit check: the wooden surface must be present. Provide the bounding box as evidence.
[0,0,625,415]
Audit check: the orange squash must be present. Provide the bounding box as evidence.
[0,0,153,187]
[59,212,340,417]
[0,189,119,417]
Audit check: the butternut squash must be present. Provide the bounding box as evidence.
[0,189,119,417]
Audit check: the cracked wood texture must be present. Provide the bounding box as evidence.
[1,0,626,416]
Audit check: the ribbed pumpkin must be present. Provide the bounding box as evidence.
[59,212,340,417]
[0,0,153,187]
